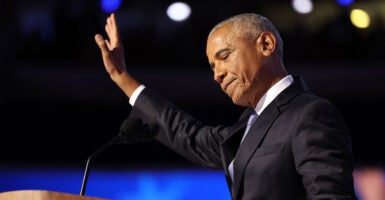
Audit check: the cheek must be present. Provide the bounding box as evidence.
[245,61,261,83]
[230,59,248,83]
[239,65,254,86]
[238,57,257,82]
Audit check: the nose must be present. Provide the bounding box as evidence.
[213,64,226,83]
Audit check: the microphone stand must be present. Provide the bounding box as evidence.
[79,117,143,196]
[80,134,123,196]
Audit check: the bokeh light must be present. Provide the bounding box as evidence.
[101,0,122,13]
[350,9,370,29]
[167,2,191,22]
[337,0,355,7]
[292,0,313,14]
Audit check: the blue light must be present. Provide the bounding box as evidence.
[101,0,122,13]
[0,167,231,200]
[336,0,354,6]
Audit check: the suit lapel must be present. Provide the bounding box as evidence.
[220,110,253,198]
[231,104,280,199]
[220,117,248,176]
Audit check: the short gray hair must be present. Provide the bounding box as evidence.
[208,13,283,58]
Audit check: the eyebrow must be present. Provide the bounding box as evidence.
[209,48,232,70]
[215,48,232,59]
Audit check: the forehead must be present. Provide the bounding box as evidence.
[206,25,235,55]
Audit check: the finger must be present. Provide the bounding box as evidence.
[107,14,113,31]
[106,14,116,41]
[110,13,121,47]
[105,24,111,38]
[105,28,115,50]
[105,20,116,47]
[94,34,109,54]
[110,13,117,33]
[105,39,112,50]
[105,14,113,33]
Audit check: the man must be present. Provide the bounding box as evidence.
[95,12,357,200]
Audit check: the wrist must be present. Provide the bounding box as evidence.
[113,72,141,98]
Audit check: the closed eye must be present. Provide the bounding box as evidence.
[215,48,232,61]
[221,52,230,60]
[209,48,234,71]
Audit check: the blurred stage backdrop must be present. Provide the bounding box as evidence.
[0,0,384,199]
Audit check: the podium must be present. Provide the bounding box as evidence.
[0,190,109,200]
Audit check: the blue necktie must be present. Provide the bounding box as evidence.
[240,112,258,143]
[228,112,258,182]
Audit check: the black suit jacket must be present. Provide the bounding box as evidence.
[130,76,357,200]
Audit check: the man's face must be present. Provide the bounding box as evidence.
[206,25,267,107]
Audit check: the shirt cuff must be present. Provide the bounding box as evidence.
[129,85,146,106]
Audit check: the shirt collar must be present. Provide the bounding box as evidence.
[254,75,294,115]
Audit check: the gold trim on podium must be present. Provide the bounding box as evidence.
[0,190,109,200]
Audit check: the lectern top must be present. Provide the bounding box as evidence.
[0,190,109,200]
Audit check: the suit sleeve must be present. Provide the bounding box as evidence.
[129,88,228,170]
[292,99,356,199]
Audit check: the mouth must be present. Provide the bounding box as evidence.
[222,78,236,93]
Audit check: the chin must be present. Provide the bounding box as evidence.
[231,95,248,107]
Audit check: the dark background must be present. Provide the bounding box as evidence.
[0,0,384,169]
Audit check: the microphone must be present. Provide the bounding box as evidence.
[79,117,146,196]
[119,117,156,144]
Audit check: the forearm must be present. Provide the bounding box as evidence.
[110,71,141,98]
[130,88,226,169]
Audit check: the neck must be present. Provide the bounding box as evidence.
[250,71,287,108]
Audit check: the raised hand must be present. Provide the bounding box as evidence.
[95,13,140,98]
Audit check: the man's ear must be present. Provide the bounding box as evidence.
[256,31,276,56]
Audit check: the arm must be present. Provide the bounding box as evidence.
[94,13,140,98]
[130,88,228,169]
[94,14,226,170]
[293,99,356,199]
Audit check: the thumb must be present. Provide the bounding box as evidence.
[94,34,109,54]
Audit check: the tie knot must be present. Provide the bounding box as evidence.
[247,113,258,125]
